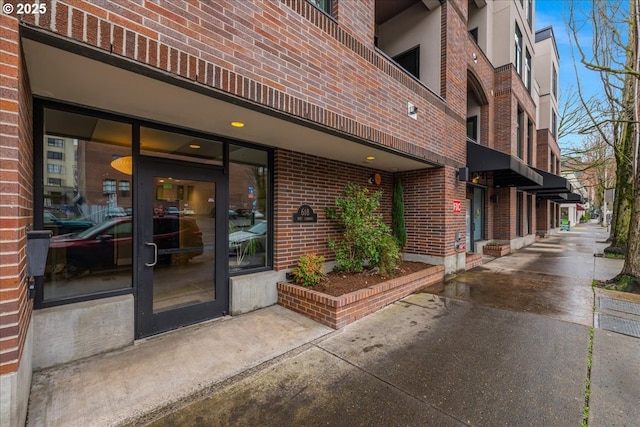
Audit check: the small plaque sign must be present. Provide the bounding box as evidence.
[293,205,318,223]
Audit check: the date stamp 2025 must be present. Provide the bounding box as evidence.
[2,2,48,16]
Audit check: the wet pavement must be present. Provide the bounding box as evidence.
[28,223,640,426]
[139,223,638,427]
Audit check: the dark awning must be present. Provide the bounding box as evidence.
[518,168,572,194]
[538,192,585,204]
[467,141,543,187]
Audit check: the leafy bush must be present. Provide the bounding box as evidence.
[325,183,400,274]
[379,234,401,277]
[291,253,326,287]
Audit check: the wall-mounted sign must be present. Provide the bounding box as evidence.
[452,200,461,214]
[292,205,318,223]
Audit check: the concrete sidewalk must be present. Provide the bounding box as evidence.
[26,306,333,426]
[26,223,640,426]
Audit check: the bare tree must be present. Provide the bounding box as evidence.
[563,134,615,210]
[568,0,639,289]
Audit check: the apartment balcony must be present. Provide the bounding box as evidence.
[375,0,442,94]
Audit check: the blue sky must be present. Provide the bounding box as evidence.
[535,0,595,150]
[535,0,632,151]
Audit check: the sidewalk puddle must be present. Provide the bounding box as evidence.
[418,271,593,326]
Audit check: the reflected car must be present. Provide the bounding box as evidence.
[229,221,267,256]
[181,208,195,215]
[43,210,96,236]
[235,208,251,218]
[105,206,128,219]
[165,206,180,216]
[228,209,238,219]
[47,216,203,278]
[252,210,265,219]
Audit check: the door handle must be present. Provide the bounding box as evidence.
[145,242,158,267]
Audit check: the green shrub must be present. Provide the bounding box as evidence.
[291,253,326,287]
[392,176,407,250]
[379,233,401,277]
[326,183,400,274]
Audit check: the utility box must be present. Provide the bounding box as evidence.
[27,230,52,277]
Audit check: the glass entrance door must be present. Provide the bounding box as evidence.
[137,156,227,338]
[472,187,484,250]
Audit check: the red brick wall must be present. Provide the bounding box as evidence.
[335,0,375,46]
[274,149,393,270]
[493,187,516,240]
[18,0,465,166]
[400,166,466,257]
[493,65,537,158]
[0,14,33,375]
[536,129,560,172]
[442,1,469,118]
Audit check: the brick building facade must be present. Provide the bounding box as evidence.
[0,1,576,424]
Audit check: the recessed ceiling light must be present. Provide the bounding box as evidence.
[366,156,376,161]
[231,121,245,128]
[189,144,201,149]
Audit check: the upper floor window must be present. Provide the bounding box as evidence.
[467,116,478,142]
[527,119,533,165]
[47,151,63,160]
[392,46,420,79]
[47,137,64,147]
[47,177,62,186]
[119,180,131,198]
[525,49,532,92]
[526,0,533,29]
[517,107,524,159]
[47,164,65,174]
[552,65,558,99]
[514,24,523,76]
[469,27,479,43]
[552,110,558,139]
[103,179,117,195]
[308,0,332,15]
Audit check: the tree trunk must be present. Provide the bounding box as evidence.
[620,159,640,280]
[607,149,633,247]
[606,14,637,248]
[617,0,639,286]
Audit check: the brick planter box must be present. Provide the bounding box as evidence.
[483,244,511,257]
[277,264,444,329]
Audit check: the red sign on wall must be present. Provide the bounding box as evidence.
[453,200,461,214]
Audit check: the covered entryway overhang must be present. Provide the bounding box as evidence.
[466,140,542,187]
[537,192,585,204]
[21,28,442,172]
[518,168,572,198]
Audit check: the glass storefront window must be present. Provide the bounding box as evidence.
[42,108,133,301]
[229,145,270,273]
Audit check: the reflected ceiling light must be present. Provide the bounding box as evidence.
[230,121,245,128]
[159,179,165,183]
[110,156,132,175]
[366,156,375,161]
[189,144,201,149]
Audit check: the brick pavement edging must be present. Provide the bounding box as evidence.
[277,264,445,329]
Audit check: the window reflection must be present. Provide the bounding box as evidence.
[43,108,133,301]
[229,145,269,272]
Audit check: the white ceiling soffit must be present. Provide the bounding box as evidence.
[22,38,434,172]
